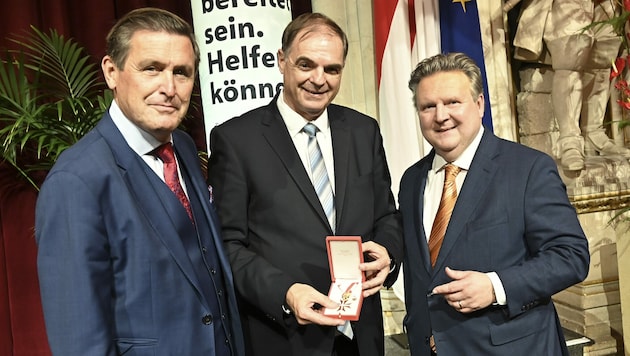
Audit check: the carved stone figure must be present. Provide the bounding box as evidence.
[513,0,630,171]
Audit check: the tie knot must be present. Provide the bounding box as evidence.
[444,164,461,181]
[302,123,318,138]
[154,143,175,164]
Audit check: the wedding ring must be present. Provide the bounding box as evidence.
[458,301,463,309]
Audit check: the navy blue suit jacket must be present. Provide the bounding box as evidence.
[36,113,245,355]
[398,130,589,356]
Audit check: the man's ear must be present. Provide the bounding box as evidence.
[476,93,485,118]
[277,49,286,75]
[101,55,118,90]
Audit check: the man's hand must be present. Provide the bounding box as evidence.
[359,241,391,297]
[285,283,346,326]
[431,267,495,313]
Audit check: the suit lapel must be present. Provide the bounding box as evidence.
[414,154,434,274]
[261,101,333,232]
[172,133,237,289]
[329,106,349,227]
[95,116,209,308]
[432,131,499,272]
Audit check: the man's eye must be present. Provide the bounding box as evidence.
[297,63,310,70]
[174,69,191,77]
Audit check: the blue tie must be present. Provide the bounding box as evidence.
[303,123,336,233]
[304,123,353,339]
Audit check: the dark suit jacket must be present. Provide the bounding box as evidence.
[207,97,403,356]
[35,113,245,356]
[398,130,589,356]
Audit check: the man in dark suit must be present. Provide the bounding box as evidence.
[35,8,244,356]
[207,12,403,356]
[398,52,590,355]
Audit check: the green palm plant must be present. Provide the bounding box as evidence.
[0,26,112,191]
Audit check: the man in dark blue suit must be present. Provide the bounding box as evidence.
[398,52,590,355]
[35,8,244,356]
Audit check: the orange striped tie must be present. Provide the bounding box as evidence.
[428,163,461,267]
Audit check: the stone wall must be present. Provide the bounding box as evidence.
[517,63,630,355]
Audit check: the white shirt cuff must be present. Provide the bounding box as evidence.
[486,272,507,305]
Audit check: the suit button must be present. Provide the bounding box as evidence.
[202,246,207,253]
[425,336,430,344]
[210,268,217,274]
[202,314,213,325]
[217,290,223,297]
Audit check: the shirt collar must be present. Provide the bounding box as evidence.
[109,100,170,155]
[432,126,484,172]
[277,89,330,137]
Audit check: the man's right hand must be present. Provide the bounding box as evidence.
[285,283,346,326]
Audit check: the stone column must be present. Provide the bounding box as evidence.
[618,219,630,356]
[310,0,378,118]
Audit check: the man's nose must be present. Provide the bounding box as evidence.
[160,72,176,96]
[309,67,326,86]
[436,103,449,121]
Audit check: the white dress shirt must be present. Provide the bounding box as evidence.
[276,90,335,194]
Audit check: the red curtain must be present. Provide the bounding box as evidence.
[0,1,311,355]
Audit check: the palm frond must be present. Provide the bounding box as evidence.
[0,26,111,191]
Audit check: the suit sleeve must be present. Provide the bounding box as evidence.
[497,153,590,318]
[368,121,404,287]
[207,126,296,322]
[36,171,116,356]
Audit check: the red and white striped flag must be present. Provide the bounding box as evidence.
[374,0,440,199]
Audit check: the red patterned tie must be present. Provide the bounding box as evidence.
[428,163,461,267]
[154,143,194,223]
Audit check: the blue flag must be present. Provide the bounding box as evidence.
[439,0,493,131]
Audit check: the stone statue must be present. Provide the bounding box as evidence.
[512,0,630,171]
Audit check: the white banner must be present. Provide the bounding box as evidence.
[191,0,292,151]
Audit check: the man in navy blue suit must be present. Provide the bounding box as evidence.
[35,8,244,355]
[398,52,590,355]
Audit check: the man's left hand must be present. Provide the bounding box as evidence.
[432,267,495,313]
[359,241,390,297]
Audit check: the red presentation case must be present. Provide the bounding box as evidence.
[323,236,365,321]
